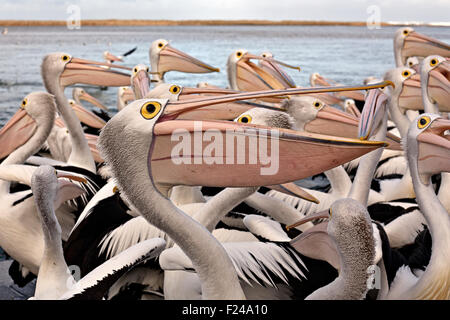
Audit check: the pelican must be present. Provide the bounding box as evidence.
[72,88,109,112]
[31,165,165,300]
[41,52,130,173]
[419,55,450,114]
[393,27,450,67]
[149,39,220,85]
[258,51,300,88]
[288,198,377,300]
[384,114,450,299]
[96,82,387,299]
[117,86,135,111]
[103,46,137,64]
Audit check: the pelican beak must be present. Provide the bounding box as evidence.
[158,44,220,75]
[61,57,131,88]
[399,73,423,111]
[84,133,104,163]
[162,81,395,121]
[417,117,450,184]
[344,100,361,117]
[132,69,151,99]
[0,108,37,159]
[70,102,106,129]
[235,53,287,97]
[78,90,109,111]
[104,52,123,62]
[358,89,388,140]
[266,183,320,204]
[286,209,330,231]
[310,74,364,101]
[258,57,300,88]
[402,32,450,65]
[120,87,136,105]
[179,87,240,97]
[151,119,387,188]
[427,61,450,111]
[56,172,88,184]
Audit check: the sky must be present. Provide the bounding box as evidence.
[0,0,449,22]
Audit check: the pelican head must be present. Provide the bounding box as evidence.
[419,55,450,112]
[234,108,295,129]
[67,99,106,129]
[131,64,151,99]
[117,86,135,111]
[406,113,450,185]
[0,92,56,159]
[406,56,420,71]
[41,52,131,92]
[149,39,219,82]
[384,67,421,112]
[394,27,450,67]
[72,88,108,111]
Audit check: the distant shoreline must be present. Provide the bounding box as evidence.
[0,19,449,27]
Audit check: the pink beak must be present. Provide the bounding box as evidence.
[402,31,450,65]
[0,108,37,159]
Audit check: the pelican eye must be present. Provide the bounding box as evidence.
[237,115,252,123]
[61,55,70,62]
[313,101,322,109]
[402,70,410,78]
[403,29,409,36]
[69,100,74,105]
[146,67,150,72]
[140,101,162,120]
[169,85,180,94]
[133,67,138,74]
[430,59,438,67]
[328,207,332,218]
[21,98,27,108]
[113,186,119,194]
[158,42,164,48]
[417,116,431,129]
[236,51,243,58]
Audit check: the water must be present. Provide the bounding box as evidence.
[0,25,449,126]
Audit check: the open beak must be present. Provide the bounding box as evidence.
[61,57,131,88]
[104,52,123,62]
[258,57,300,89]
[402,32,450,65]
[358,89,388,140]
[78,90,109,111]
[162,81,395,120]
[158,44,220,75]
[132,69,151,99]
[417,117,450,183]
[0,108,37,159]
[311,74,365,101]
[399,73,423,111]
[427,61,450,111]
[267,183,319,204]
[71,103,106,129]
[286,209,330,231]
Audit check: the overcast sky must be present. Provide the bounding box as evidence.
[1,0,449,22]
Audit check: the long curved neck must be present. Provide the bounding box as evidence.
[420,69,440,114]
[34,198,74,299]
[408,157,450,299]
[193,187,258,232]
[325,166,352,196]
[0,121,53,194]
[387,95,410,138]
[112,141,245,299]
[348,113,387,206]
[48,80,96,173]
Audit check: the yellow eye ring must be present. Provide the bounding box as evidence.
[417,116,431,129]
[430,59,438,67]
[140,101,162,120]
[133,67,138,74]
[237,115,252,124]
[112,186,119,194]
[61,55,70,62]
[402,70,410,78]
[328,207,332,218]
[313,101,322,109]
[21,98,28,109]
[236,51,243,58]
[169,85,181,94]
[158,42,164,48]
[403,29,409,36]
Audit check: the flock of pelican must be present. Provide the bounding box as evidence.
[0,27,449,300]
